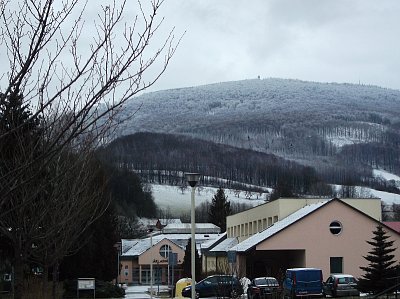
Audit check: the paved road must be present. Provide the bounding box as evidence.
[123,285,247,299]
[124,285,171,299]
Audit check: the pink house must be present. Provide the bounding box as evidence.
[231,198,400,280]
[117,227,223,285]
[119,238,185,285]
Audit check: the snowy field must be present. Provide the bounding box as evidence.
[150,184,267,214]
[371,169,400,204]
[373,169,400,183]
[150,168,400,213]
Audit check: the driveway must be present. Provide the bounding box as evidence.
[124,285,170,299]
[123,285,247,299]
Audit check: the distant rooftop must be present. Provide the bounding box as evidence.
[162,223,221,234]
[384,221,400,233]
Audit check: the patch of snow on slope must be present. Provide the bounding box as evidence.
[151,184,267,213]
[326,136,362,148]
[373,169,400,182]
[368,189,400,205]
[332,184,400,205]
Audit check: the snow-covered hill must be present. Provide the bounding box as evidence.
[115,78,400,173]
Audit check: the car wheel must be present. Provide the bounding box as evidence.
[231,289,239,298]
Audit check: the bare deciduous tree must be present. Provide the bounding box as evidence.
[0,0,180,297]
[0,0,180,210]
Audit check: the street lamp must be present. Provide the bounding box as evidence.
[113,242,122,286]
[185,172,201,299]
[148,229,154,299]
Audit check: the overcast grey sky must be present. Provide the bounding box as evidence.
[142,0,400,92]
[2,1,399,94]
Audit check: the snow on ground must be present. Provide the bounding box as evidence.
[326,136,361,148]
[368,188,400,205]
[331,184,400,205]
[151,168,400,214]
[373,169,400,182]
[150,184,267,214]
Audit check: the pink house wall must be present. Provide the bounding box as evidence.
[119,259,136,283]
[139,239,185,265]
[118,239,185,284]
[256,200,400,279]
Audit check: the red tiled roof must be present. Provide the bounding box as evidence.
[384,222,400,233]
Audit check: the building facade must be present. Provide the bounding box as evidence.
[229,198,400,280]
[226,198,382,242]
[117,224,223,285]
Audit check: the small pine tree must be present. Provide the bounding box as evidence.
[208,187,231,232]
[358,225,398,294]
[182,237,202,279]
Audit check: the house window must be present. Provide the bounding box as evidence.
[159,244,172,258]
[329,221,342,235]
[330,257,343,273]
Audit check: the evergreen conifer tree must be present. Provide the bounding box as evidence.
[208,187,231,232]
[358,225,398,294]
[182,237,202,279]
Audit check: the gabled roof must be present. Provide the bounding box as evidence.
[231,198,400,253]
[231,200,329,252]
[121,233,223,257]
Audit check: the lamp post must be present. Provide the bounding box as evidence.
[148,229,154,299]
[185,172,201,299]
[114,242,122,286]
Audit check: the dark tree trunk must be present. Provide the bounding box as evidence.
[13,249,24,299]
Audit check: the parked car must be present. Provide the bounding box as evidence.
[247,276,280,299]
[181,274,243,298]
[282,268,323,299]
[323,274,359,297]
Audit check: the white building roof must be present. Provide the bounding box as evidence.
[210,237,239,252]
[162,223,221,234]
[201,232,227,250]
[121,233,223,257]
[159,218,182,225]
[231,200,329,252]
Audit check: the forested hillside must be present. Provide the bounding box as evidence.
[98,132,394,198]
[115,78,400,178]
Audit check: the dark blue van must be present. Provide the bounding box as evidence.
[282,268,323,299]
